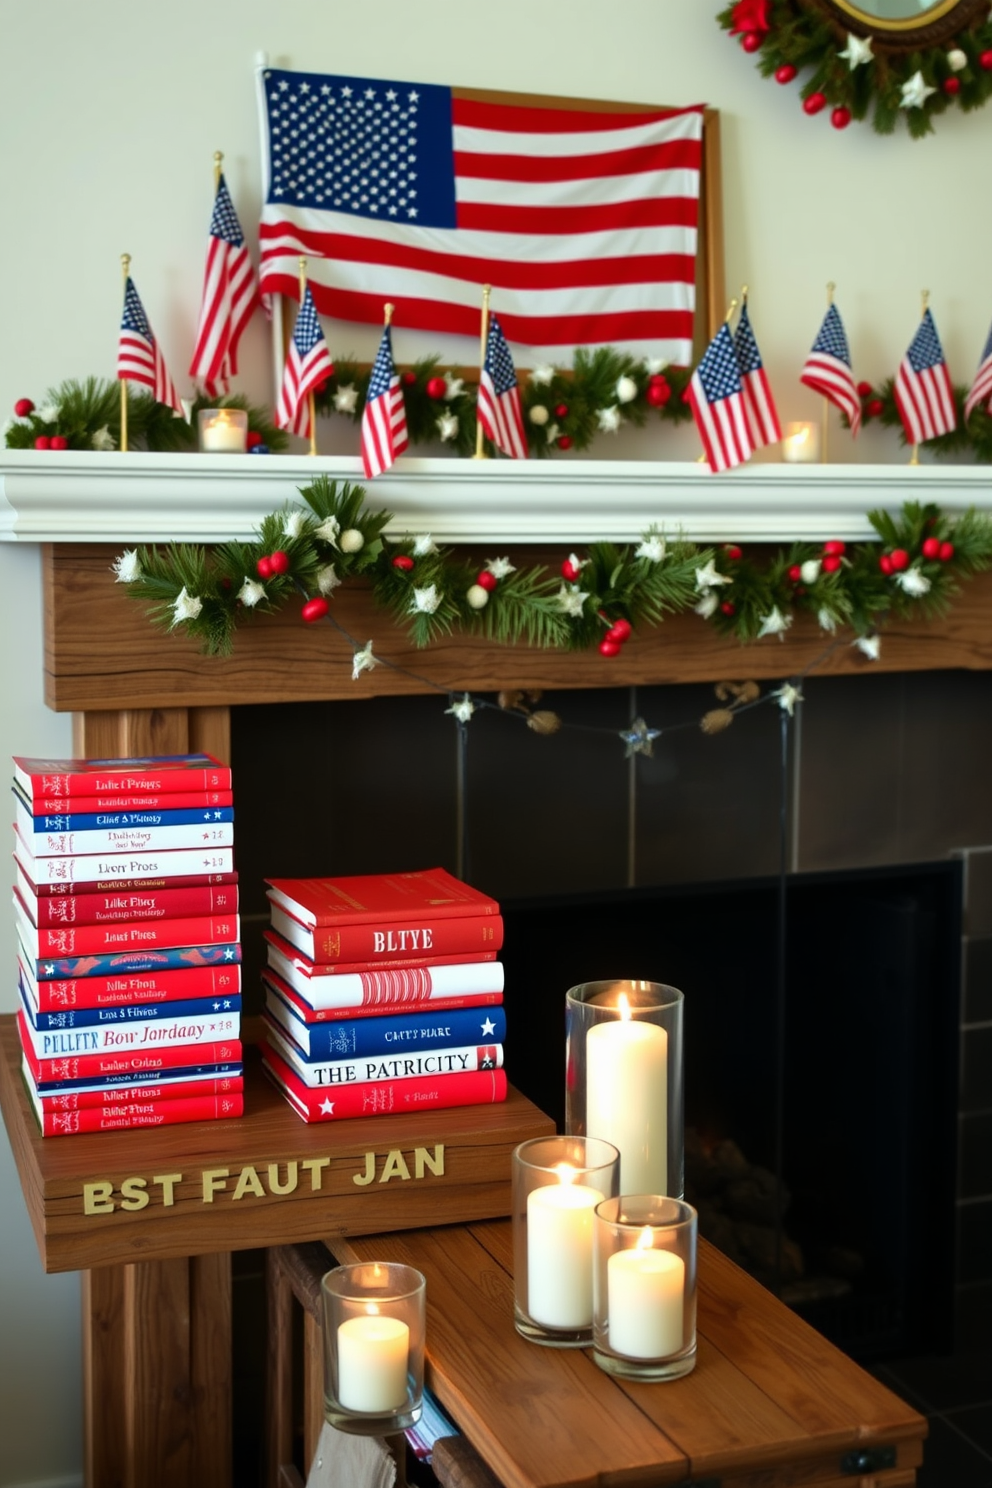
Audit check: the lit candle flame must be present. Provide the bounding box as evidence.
[553,1162,578,1186]
[617,992,631,1022]
[635,1226,655,1253]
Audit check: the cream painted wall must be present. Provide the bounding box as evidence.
[1,2,990,1482]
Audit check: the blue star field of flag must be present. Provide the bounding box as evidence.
[810,303,852,366]
[121,280,153,340]
[292,289,326,357]
[261,68,457,227]
[732,305,764,375]
[485,317,518,394]
[367,327,399,399]
[907,309,947,372]
[696,324,743,403]
[211,177,246,246]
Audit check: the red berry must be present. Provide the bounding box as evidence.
[425,376,447,400]
[822,555,842,573]
[939,541,955,561]
[554,403,569,419]
[256,555,273,579]
[890,548,910,572]
[788,564,803,582]
[13,398,34,418]
[49,435,68,450]
[943,76,961,95]
[476,570,498,592]
[645,381,671,408]
[724,544,742,560]
[246,429,263,449]
[741,30,762,52]
[34,436,51,450]
[775,64,797,84]
[556,435,573,450]
[831,106,852,129]
[314,380,329,395]
[981,50,992,70]
[401,370,418,387]
[392,554,415,571]
[879,554,893,575]
[823,540,846,556]
[561,559,580,582]
[598,638,622,657]
[921,536,941,560]
[867,398,884,418]
[720,601,736,615]
[803,92,827,115]
[606,618,632,642]
[268,550,290,575]
[301,596,329,623]
[857,381,873,398]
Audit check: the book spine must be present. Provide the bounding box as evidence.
[265,969,502,1024]
[283,959,505,1010]
[33,1074,244,1110]
[262,1045,507,1121]
[27,790,234,814]
[21,1005,241,1058]
[266,990,507,1059]
[16,761,232,796]
[18,1014,242,1079]
[30,1060,244,1094]
[36,1093,244,1135]
[20,910,241,956]
[27,869,239,898]
[25,962,242,1009]
[265,934,496,982]
[19,805,235,833]
[24,992,242,1031]
[263,1017,502,1087]
[23,941,242,980]
[20,846,236,883]
[19,821,235,857]
[277,910,504,964]
[25,880,240,927]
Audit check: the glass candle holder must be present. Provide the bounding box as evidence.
[565,980,684,1200]
[781,420,821,463]
[593,1195,697,1381]
[512,1134,620,1347]
[321,1262,426,1435]
[198,406,248,453]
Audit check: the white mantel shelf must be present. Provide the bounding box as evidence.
[0,450,990,546]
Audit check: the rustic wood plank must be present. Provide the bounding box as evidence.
[189,1251,233,1488]
[303,1309,324,1476]
[266,1251,297,1488]
[82,1267,127,1488]
[188,704,231,765]
[71,699,191,756]
[44,544,992,713]
[122,1259,192,1487]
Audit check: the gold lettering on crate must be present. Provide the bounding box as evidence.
[352,1144,446,1186]
[231,1166,266,1201]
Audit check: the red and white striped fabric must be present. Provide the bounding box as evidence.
[687,323,753,474]
[733,303,781,450]
[361,325,408,478]
[477,314,527,458]
[964,319,992,422]
[275,286,334,438]
[257,67,705,365]
[188,174,258,398]
[894,308,957,444]
[117,276,184,417]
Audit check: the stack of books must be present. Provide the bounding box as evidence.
[12,753,244,1136]
[260,866,507,1122]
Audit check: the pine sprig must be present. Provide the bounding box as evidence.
[854,377,992,464]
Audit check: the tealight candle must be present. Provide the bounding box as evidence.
[337,1311,410,1413]
[586,997,668,1195]
[782,421,821,464]
[199,407,248,453]
[607,1232,684,1359]
[527,1166,603,1328]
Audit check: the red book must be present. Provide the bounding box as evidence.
[262,1041,507,1123]
[30,1091,244,1135]
[24,789,234,814]
[268,907,503,965]
[32,1072,244,1110]
[18,866,239,927]
[266,866,499,928]
[263,967,503,1024]
[13,753,232,798]
[14,891,240,957]
[21,866,238,898]
[265,931,497,989]
[18,1012,241,1081]
[21,959,242,1010]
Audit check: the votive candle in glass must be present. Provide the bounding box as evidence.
[593,1194,697,1381]
[198,406,248,453]
[321,1261,425,1434]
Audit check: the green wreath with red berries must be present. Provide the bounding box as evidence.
[113,476,992,660]
[718,0,992,137]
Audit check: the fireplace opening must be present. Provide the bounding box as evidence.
[497,861,962,1363]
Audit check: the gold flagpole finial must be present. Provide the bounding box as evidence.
[724,298,738,324]
[827,281,836,305]
[298,257,308,300]
[214,151,223,188]
[297,258,318,456]
[474,284,492,460]
[921,288,930,316]
[119,256,130,454]
[384,303,395,327]
[740,284,749,305]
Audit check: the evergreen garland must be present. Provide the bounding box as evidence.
[115,478,992,661]
[717,0,992,138]
[856,377,992,462]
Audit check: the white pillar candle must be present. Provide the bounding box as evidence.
[201,410,247,452]
[337,1313,409,1412]
[586,1012,668,1194]
[608,1242,684,1359]
[527,1179,603,1327]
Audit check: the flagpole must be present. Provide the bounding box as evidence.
[696,296,739,462]
[473,284,491,460]
[910,289,928,466]
[298,257,318,457]
[214,150,223,189]
[822,282,835,465]
[120,254,130,453]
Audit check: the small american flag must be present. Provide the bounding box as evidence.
[800,303,861,436]
[964,318,992,422]
[733,303,781,449]
[894,308,957,443]
[275,286,334,438]
[478,314,527,459]
[688,322,753,474]
[360,325,408,478]
[189,173,258,397]
[117,278,184,416]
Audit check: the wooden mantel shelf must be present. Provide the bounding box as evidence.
[2,449,991,546]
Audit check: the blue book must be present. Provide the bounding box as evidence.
[28,1059,244,1094]
[20,983,242,1032]
[16,800,235,832]
[264,983,506,1060]
[18,933,242,981]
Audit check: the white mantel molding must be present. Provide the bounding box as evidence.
[0,450,990,546]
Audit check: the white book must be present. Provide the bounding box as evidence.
[18,988,240,1058]
[263,1015,503,1088]
[14,830,235,884]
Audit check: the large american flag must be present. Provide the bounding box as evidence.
[894,308,957,443]
[688,322,753,474]
[275,285,334,437]
[189,173,258,397]
[361,325,408,478]
[964,318,992,422]
[117,278,184,416]
[256,67,705,365]
[478,314,527,458]
[733,303,781,449]
[800,302,861,436]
